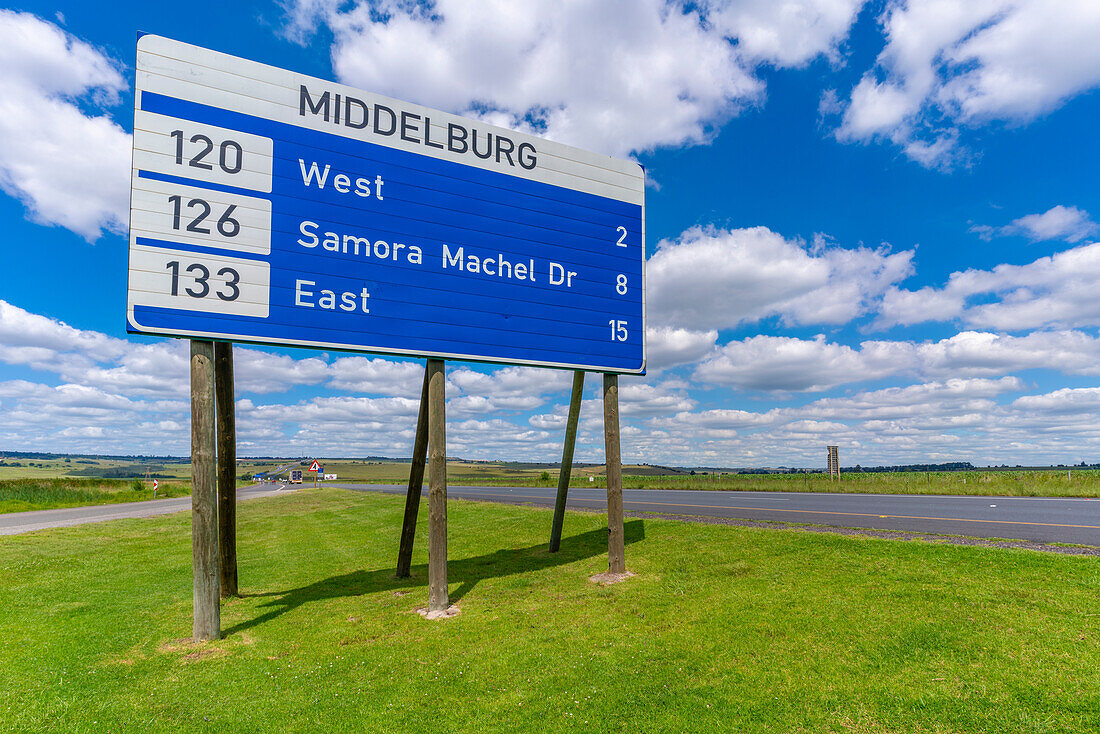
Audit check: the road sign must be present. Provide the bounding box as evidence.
[127,35,646,373]
[152,479,159,490]
[309,460,320,472]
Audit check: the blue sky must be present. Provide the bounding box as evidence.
[3,0,1100,466]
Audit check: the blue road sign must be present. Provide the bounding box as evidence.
[128,36,646,373]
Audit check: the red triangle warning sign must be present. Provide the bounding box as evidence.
[309,460,320,472]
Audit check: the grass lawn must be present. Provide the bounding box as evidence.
[1,489,1098,732]
[0,478,191,513]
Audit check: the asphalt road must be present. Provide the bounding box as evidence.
[0,482,292,536]
[339,484,1100,546]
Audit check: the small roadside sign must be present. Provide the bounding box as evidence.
[153,479,159,490]
[309,460,320,472]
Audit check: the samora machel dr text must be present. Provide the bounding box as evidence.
[292,159,582,315]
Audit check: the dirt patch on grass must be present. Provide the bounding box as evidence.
[416,604,461,620]
[589,571,635,585]
[181,649,222,662]
[156,632,254,661]
[157,638,223,659]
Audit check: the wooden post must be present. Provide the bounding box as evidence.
[426,358,448,612]
[396,363,431,577]
[190,340,220,640]
[603,373,626,574]
[215,342,238,598]
[549,370,584,552]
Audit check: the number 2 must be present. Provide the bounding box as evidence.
[616,226,628,247]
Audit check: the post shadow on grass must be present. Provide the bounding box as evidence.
[224,520,645,636]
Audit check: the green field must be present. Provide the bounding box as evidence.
[0,477,191,513]
[275,459,606,484]
[459,467,1100,497]
[5,455,1100,500]
[1,488,1098,732]
[302,460,1100,498]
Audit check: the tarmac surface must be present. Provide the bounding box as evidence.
[340,483,1100,546]
[4,481,1098,547]
[0,482,291,536]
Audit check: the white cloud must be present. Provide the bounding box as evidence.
[694,334,905,391]
[0,299,339,399]
[0,11,130,239]
[617,381,696,417]
[704,0,866,67]
[627,376,1045,466]
[915,330,1100,377]
[1012,387,1100,416]
[875,284,966,329]
[645,325,718,371]
[235,351,331,394]
[448,418,553,456]
[797,377,1023,421]
[664,407,779,431]
[834,0,1100,168]
[7,299,1100,464]
[877,241,1100,330]
[326,356,424,396]
[526,378,694,441]
[1002,205,1097,243]
[691,329,1100,395]
[0,299,126,365]
[79,342,188,397]
[646,226,912,331]
[284,0,862,157]
[448,365,572,399]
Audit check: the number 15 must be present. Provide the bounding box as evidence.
[608,320,628,341]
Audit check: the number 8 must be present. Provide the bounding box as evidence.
[616,274,627,294]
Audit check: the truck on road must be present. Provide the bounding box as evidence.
[290,470,303,484]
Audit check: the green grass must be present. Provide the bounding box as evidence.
[0,477,190,513]
[1,488,1098,732]
[0,457,194,481]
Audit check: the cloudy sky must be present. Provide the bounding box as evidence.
[3,0,1100,466]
